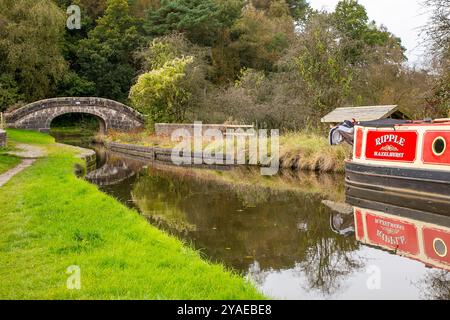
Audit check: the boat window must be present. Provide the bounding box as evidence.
[433,238,447,257]
[432,137,446,156]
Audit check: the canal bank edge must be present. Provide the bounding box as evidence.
[106,141,249,169]
[0,129,264,299]
[103,132,349,173]
[58,143,97,174]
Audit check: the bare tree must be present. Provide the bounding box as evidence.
[422,0,450,58]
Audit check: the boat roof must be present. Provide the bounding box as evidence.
[321,105,407,123]
[357,118,450,128]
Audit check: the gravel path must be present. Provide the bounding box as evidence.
[8,144,46,158]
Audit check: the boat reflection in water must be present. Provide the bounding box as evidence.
[346,188,450,272]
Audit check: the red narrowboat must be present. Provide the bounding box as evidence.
[344,119,450,214]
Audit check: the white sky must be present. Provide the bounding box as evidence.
[308,0,432,66]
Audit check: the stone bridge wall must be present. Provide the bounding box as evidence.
[5,97,144,133]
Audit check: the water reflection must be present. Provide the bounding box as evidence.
[347,188,450,272]
[416,271,450,300]
[93,149,449,299]
[85,146,144,186]
[54,134,449,299]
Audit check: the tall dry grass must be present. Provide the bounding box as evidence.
[279,132,351,173]
[105,129,351,173]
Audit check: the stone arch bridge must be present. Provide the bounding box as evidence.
[4,97,145,133]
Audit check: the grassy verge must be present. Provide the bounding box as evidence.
[0,154,21,175]
[279,132,350,173]
[0,129,264,300]
[105,129,350,173]
[0,132,22,174]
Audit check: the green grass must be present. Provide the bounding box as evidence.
[0,130,25,174]
[6,129,55,145]
[0,129,264,300]
[0,154,21,174]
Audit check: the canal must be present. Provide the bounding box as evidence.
[53,132,450,300]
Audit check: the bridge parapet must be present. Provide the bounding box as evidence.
[5,97,145,133]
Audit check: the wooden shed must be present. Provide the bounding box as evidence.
[321,105,410,124]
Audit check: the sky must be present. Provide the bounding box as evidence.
[308,0,432,66]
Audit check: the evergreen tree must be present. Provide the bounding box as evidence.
[145,0,231,46]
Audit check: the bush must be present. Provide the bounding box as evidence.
[129,56,194,126]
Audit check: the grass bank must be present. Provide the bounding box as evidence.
[279,132,350,172]
[105,130,350,173]
[0,129,264,299]
[0,134,21,174]
[0,154,20,175]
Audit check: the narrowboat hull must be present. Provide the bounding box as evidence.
[345,161,450,215]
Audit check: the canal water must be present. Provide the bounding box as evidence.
[54,133,450,300]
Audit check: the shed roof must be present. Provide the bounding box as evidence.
[321,105,406,123]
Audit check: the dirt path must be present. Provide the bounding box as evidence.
[0,144,46,188]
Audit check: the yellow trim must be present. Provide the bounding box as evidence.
[433,238,447,257]
[432,136,446,156]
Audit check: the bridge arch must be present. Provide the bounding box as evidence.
[4,97,144,133]
[47,110,108,134]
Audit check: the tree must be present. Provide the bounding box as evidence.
[333,0,370,40]
[290,13,353,116]
[54,0,107,21]
[285,0,310,22]
[77,0,143,102]
[214,0,245,28]
[55,0,106,99]
[0,75,23,112]
[145,0,224,46]
[136,33,210,117]
[332,0,395,65]
[129,56,194,125]
[250,0,310,21]
[422,0,450,117]
[56,72,97,97]
[0,0,67,108]
[209,0,245,82]
[129,0,160,18]
[422,0,450,58]
[230,2,295,72]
